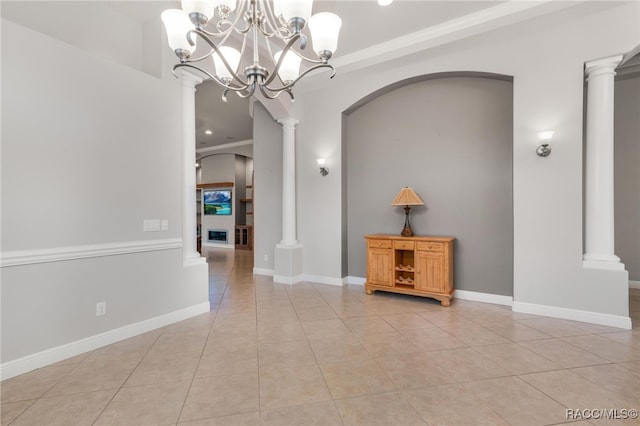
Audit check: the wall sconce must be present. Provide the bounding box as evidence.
[317,159,329,176]
[536,131,554,157]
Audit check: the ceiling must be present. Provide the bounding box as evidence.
[105,0,509,151]
[7,0,586,152]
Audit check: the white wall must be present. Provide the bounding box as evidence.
[294,2,639,325]
[252,103,283,273]
[0,17,208,377]
[1,2,147,74]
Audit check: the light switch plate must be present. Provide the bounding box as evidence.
[143,219,161,232]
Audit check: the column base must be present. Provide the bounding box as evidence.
[274,244,303,285]
[583,253,625,271]
[183,252,206,267]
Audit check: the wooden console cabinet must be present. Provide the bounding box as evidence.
[364,234,455,306]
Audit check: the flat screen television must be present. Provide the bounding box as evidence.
[203,190,232,215]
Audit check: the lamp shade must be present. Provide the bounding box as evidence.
[391,187,424,206]
[181,0,215,19]
[308,12,341,54]
[161,9,196,53]
[274,0,313,22]
[212,46,241,80]
[275,50,301,83]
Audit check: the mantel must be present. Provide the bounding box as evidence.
[196,182,234,189]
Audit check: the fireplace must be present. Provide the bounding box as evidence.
[207,229,228,243]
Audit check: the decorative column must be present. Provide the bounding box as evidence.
[181,70,206,266]
[583,55,624,270]
[274,117,303,284]
[279,117,299,245]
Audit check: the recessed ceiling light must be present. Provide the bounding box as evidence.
[378,0,393,5]
[205,130,213,135]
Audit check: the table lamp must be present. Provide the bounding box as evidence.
[391,187,424,237]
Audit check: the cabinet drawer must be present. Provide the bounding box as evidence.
[368,239,392,249]
[417,241,444,252]
[393,240,415,250]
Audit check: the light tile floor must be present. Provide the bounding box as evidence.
[2,248,639,425]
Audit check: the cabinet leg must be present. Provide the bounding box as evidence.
[441,299,451,307]
[366,289,373,295]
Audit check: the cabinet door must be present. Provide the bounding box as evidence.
[367,248,393,286]
[416,251,445,293]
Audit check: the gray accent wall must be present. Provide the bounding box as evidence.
[252,102,283,271]
[615,74,640,281]
[345,76,514,296]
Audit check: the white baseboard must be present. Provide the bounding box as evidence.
[630,280,640,289]
[202,242,234,250]
[512,301,632,330]
[0,301,211,381]
[273,274,305,285]
[346,276,366,286]
[253,267,274,276]
[301,274,345,287]
[455,289,513,306]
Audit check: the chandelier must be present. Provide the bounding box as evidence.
[161,0,342,102]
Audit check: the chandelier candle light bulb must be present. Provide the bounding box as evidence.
[162,0,342,102]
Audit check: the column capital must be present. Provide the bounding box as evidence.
[585,54,624,80]
[179,69,204,88]
[277,117,300,128]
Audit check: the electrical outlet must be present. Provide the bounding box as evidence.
[96,301,106,317]
[264,254,268,262]
[161,219,169,231]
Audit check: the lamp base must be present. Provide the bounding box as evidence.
[400,205,413,237]
[401,226,414,237]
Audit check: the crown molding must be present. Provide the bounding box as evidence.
[196,139,253,155]
[328,0,577,77]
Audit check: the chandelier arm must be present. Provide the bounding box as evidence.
[255,0,275,37]
[264,63,336,93]
[225,0,250,34]
[182,29,230,64]
[172,63,250,93]
[222,83,255,103]
[258,84,282,100]
[198,19,233,38]
[289,50,327,65]
[262,34,303,87]
[191,30,249,87]
[257,0,291,39]
[259,84,295,102]
[232,0,253,36]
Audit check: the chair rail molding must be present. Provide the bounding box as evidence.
[0,238,182,268]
